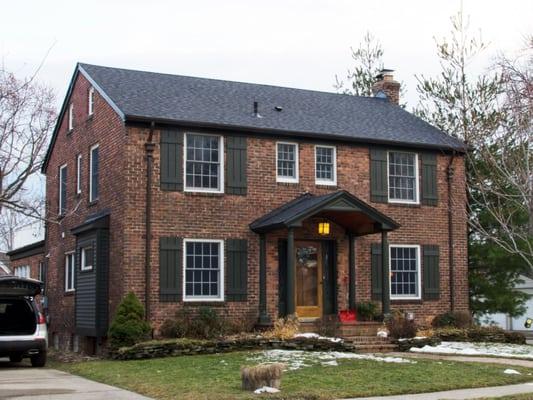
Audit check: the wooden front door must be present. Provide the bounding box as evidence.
[295,241,323,318]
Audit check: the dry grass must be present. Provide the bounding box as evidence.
[264,314,300,340]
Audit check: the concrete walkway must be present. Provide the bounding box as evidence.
[388,352,533,368]
[0,359,151,400]
[344,382,533,400]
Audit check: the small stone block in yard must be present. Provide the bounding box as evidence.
[241,363,285,392]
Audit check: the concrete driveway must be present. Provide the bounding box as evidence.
[0,358,151,400]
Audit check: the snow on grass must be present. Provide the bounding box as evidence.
[504,369,522,375]
[247,349,415,371]
[293,332,343,343]
[410,341,533,359]
[254,386,280,394]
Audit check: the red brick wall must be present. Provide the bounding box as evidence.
[9,253,44,281]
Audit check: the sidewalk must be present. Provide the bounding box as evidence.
[344,382,533,400]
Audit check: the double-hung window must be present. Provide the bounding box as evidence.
[276,142,298,183]
[184,133,223,193]
[14,265,30,279]
[76,154,82,194]
[80,246,94,271]
[65,253,75,292]
[89,144,99,202]
[390,245,421,299]
[88,87,95,116]
[388,151,418,203]
[183,239,224,301]
[315,145,336,185]
[59,164,67,215]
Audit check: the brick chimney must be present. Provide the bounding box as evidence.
[372,69,400,105]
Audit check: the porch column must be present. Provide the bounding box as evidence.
[348,233,356,310]
[258,234,271,325]
[286,227,296,315]
[381,230,391,315]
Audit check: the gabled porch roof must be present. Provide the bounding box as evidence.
[250,190,400,235]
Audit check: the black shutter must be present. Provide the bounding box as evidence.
[421,153,438,206]
[371,243,383,300]
[226,136,247,195]
[278,239,288,317]
[423,245,440,300]
[226,239,248,301]
[370,148,388,203]
[159,237,182,302]
[160,130,183,191]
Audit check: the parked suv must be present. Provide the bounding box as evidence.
[0,276,48,367]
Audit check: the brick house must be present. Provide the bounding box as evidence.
[41,64,467,351]
[6,241,45,282]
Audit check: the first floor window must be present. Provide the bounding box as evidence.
[315,145,336,184]
[390,245,420,299]
[65,253,75,292]
[184,239,223,301]
[80,246,94,271]
[38,262,45,282]
[276,142,298,182]
[14,265,30,278]
[185,133,223,192]
[388,151,418,203]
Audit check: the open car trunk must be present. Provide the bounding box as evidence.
[0,276,41,336]
[0,276,42,297]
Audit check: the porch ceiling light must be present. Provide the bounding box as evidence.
[525,318,532,329]
[318,221,330,236]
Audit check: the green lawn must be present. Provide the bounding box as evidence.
[51,351,533,400]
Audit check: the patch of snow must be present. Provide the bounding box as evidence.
[504,369,521,375]
[398,336,427,342]
[410,341,533,359]
[254,386,280,394]
[247,349,415,371]
[293,332,343,343]
[377,330,388,338]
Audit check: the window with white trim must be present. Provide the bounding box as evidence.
[388,151,418,203]
[184,239,224,301]
[80,246,94,271]
[276,142,298,182]
[14,265,30,279]
[89,144,99,202]
[59,164,67,215]
[68,103,74,130]
[65,253,75,292]
[390,245,420,299]
[76,154,82,194]
[315,145,336,185]
[88,87,95,116]
[184,133,223,192]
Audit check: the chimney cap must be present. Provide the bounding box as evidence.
[375,68,395,80]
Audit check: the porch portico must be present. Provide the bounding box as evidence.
[250,190,400,325]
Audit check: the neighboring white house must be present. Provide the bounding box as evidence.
[482,275,533,332]
[12,220,45,249]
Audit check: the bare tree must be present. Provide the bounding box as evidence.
[0,66,56,218]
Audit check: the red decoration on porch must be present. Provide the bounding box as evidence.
[339,309,356,322]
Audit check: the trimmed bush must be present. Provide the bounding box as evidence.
[356,302,379,321]
[432,311,473,329]
[386,310,417,339]
[396,337,442,352]
[432,326,526,344]
[108,292,151,349]
[159,307,231,340]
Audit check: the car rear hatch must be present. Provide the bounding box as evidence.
[0,277,42,337]
[0,276,42,297]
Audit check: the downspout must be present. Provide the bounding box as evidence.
[144,121,155,322]
[447,153,456,311]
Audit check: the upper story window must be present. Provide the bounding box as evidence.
[65,253,75,292]
[68,103,74,131]
[276,142,298,183]
[388,151,418,203]
[184,133,223,193]
[315,145,336,185]
[80,246,94,271]
[88,87,95,116]
[76,154,82,194]
[89,144,99,202]
[390,245,421,299]
[14,265,30,279]
[184,239,224,301]
[59,164,67,215]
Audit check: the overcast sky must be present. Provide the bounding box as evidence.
[1,0,532,108]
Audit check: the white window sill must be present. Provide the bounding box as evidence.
[391,296,421,301]
[388,199,420,205]
[315,180,337,186]
[276,177,299,184]
[184,187,224,194]
[183,297,224,302]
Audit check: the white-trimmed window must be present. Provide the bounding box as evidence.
[76,154,82,194]
[89,144,99,202]
[59,164,67,215]
[68,103,74,130]
[80,246,94,271]
[276,142,298,183]
[315,145,336,185]
[14,265,30,279]
[389,245,421,299]
[65,253,75,292]
[184,133,224,193]
[183,239,224,301]
[388,151,419,203]
[88,87,95,116]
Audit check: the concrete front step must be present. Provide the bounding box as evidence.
[345,336,392,343]
[352,343,398,353]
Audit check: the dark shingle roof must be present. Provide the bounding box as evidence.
[78,63,465,152]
